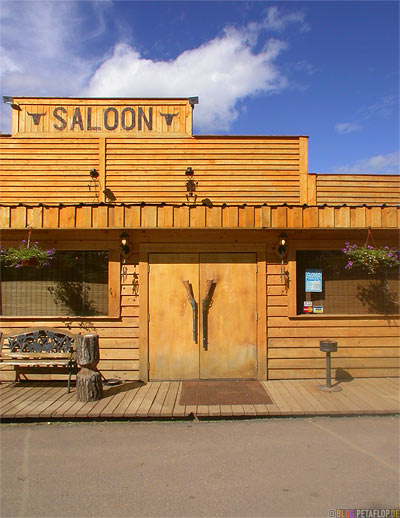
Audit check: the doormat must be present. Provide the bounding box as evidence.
[179,380,273,406]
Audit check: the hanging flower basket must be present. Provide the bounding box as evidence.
[0,240,55,268]
[343,242,399,275]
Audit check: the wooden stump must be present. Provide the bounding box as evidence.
[76,333,103,402]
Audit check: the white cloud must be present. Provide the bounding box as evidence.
[0,1,110,131]
[335,122,361,135]
[85,30,289,132]
[0,3,306,133]
[333,151,399,174]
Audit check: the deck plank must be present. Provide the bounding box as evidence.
[148,382,170,417]
[124,383,153,417]
[2,384,50,418]
[137,382,162,417]
[262,381,292,415]
[172,384,186,417]
[219,405,233,417]
[160,382,179,417]
[14,387,59,419]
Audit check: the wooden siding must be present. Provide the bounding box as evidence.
[0,203,399,230]
[1,230,398,382]
[0,234,139,382]
[315,174,400,206]
[0,138,100,203]
[106,137,301,204]
[267,245,400,380]
[0,136,304,205]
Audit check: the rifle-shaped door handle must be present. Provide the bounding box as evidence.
[202,280,214,350]
[182,280,197,342]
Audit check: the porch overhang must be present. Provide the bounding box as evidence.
[0,203,399,230]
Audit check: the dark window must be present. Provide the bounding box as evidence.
[296,250,399,315]
[1,251,109,316]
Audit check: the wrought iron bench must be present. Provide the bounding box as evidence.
[0,328,78,393]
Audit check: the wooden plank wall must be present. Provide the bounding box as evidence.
[0,136,301,205]
[266,240,400,380]
[315,174,400,205]
[106,137,301,204]
[0,138,100,203]
[0,233,140,382]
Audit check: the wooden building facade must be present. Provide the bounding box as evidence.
[0,97,399,382]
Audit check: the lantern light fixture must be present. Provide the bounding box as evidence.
[120,232,130,255]
[278,232,288,257]
[90,168,99,179]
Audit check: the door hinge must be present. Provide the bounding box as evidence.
[147,313,150,322]
[256,312,258,321]
[148,264,150,273]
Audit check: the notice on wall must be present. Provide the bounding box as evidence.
[313,306,324,314]
[305,269,322,292]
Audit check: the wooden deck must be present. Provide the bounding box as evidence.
[0,378,398,421]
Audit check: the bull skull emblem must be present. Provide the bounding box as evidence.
[160,112,178,126]
[27,112,47,125]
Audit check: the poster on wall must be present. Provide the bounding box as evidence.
[305,269,322,292]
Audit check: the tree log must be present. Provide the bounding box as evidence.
[76,333,99,366]
[76,333,102,402]
[76,367,103,402]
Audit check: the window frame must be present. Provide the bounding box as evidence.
[0,247,120,319]
[287,244,398,319]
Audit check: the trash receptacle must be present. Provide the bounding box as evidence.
[317,340,342,392]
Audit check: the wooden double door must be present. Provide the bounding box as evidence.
[148,252,257,380]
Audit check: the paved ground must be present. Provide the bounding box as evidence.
[1,416,399,518]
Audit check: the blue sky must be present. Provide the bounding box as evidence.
[0,1,398,174]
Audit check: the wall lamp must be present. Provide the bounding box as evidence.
[90,168,99,179]
[120,232,130,255]
[277,232,288,258]
[3,96,21,110]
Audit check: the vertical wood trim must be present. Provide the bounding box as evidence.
[99,138,106,203]
[11,105,19,134]
[108,249,121,318]
[11,206,27,228]
[139,249,149,382]
[142,205,157,227]
[287,248,297,318]
[299,136,308,205]
[125,206,141,228]
[0,206,11,228]
[308,173,317,205]
[257,248,267,380]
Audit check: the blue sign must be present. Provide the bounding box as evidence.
[305,269,322,292]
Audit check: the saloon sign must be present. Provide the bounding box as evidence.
[11,98,193,137]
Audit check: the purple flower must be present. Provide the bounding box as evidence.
[388,252,392,258]
[343,248,347,253]
[345,242,350,246]
[367,245,373,249]
[21,240,26,244]
[353,244,357,248]
[348,261,353,266]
